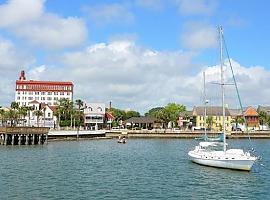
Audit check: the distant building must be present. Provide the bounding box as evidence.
[15,70,73,107]
[192,106,232,131]
[27,100,57,128]
[229,106,259,130]
[177,111,193,130]
[84,103,105,130]
[124,116,161,129]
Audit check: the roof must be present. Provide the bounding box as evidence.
[16,80,73,85]
[125,116,157,124]
[229,107,258,117]
[193,106,231,116]
[228,109,242,116]
[105,112,114,119]
[29,100,40,104]
[179,111,193,117]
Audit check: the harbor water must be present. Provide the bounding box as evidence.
[0,139,269,199]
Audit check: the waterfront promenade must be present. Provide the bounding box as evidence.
[106,129,270,139]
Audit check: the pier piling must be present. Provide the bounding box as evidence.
[0,127,49,146]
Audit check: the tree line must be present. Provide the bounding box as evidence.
[0,98,84,128]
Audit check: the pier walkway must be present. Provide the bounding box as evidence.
[0,127,49,145]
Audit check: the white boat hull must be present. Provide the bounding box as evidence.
[188,150,256,171]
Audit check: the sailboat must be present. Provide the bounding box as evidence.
[188,26,257,171]
[195,71,223,142]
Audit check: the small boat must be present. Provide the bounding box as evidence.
[117,135,127,144]
[188,26,257,171]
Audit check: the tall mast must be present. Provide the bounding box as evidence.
[219,26,226,152]
[203,71,207,139]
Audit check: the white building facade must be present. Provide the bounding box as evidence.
[15,71,73,106]
[27,101,57,128]
[84,103,105,130]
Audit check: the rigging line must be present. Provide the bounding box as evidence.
[222,34,253,149]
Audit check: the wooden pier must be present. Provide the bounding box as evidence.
[0,127,49,145]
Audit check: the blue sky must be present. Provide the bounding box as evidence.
[0,0,270,113]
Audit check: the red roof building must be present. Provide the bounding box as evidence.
[15,70,73,106]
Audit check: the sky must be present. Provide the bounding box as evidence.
[0,0,270,114]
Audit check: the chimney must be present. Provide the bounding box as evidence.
[19,70,26,81]
[109,101,112,111]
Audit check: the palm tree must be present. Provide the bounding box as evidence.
[232,116,245,131]
[206,116,215,131]
[75,99,84,127]
[11,102,19,110]
[33,110,43,127]
[27,106,34,126]
[19,106,28,126]
[10,102,19,126]
[0,107,6,127]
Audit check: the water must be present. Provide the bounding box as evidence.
[0,139,269,200]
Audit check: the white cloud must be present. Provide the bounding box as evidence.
[181,23,218,49]
[202,59,270,108]
[0,0,87,49]
[1,39,270,113]
[0,0,44,27]
[83,3,134,25]
[175,0,217,16]
[0,37,34,106]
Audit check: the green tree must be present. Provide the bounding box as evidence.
[206,116,215,130]
[0,107,6,126]
[144,107,164,117]
[163,103,186,128]
[33,110,43,127]
[259,111,268,126]
[10,102,19,126]
[75,99,84,127]
[126,110,140,119]
[18,106,28,126]
[55,98,73,127]
[11,102,19,110]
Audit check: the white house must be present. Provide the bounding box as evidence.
[84,103,105,130]
[27,100,57,128]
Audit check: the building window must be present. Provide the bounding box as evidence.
[41,92,46,95]
[54,92,58,95]
[41,97,45,100]
[48,113,51,117]
[35,92,39,95]
[28,97,33,100]
[60,92,64,95]
[35,97,39,100]
[18,91,20,95]
[47,97,52,100]
[97,107,102,112]
[54,97,58,100]
[17,97,20,100]
[48,92,52,95]
[29,92,33,95]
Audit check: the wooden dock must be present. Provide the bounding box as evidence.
[0,127,49,145]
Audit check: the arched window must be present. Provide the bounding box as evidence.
[89,107,93,111]
[97,107,102,112]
